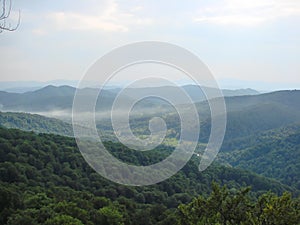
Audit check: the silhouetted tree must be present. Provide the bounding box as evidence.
[0,0,20,32]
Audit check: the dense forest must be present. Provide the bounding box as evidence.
[0,127,299,224]
[2,0,300,222]
[0,112,73,136]
[0,90,300,224]
[218,124,300,189]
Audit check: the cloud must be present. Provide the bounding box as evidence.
[32,28,48,35]
[48,12,128,32]
[45,0,153,32]
[194,0,300,26]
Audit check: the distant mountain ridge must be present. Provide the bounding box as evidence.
[0,85,115,112]
[0,80,79,93]
[109,85,259,104]
[0,85,260,112]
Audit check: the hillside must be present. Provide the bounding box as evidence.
[0,85,119,112]
[223,89,300,112]
[0,127,295,224]
[195,90,300,142]
[217,124,300,189]
[0,85,76,111]
[0,111,73,136]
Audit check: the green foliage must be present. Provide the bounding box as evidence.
[0,111,73,136]
[44,215,84,225]
[0,127,298,224]
[98,206,124,225]
[218,124,300,189]
[177,183,300,225]
[253,192,300,225]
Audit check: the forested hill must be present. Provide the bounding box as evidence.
[0,111,73,136]
[0,85,120,112]
[218,123,300,189]
[224,89,300,111]
[0,127,296,225]
[197,90,300,143]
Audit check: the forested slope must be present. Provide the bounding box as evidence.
[0,127,296,225]
[217,124,300,189]
[0,111,73,136]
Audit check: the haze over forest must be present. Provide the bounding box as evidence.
[1,0,299,224]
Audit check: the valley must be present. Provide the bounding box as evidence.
[0,85,299,224]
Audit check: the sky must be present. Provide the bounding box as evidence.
[1,0,300,90]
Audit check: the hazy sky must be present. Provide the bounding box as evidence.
[1,0,300,89]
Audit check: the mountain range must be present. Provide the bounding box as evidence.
[0,84,299,224]
[0,85,259,113]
